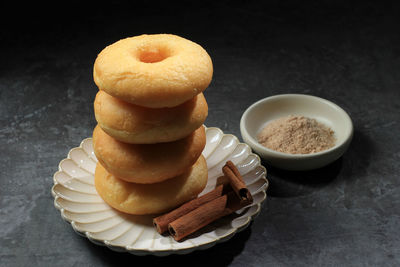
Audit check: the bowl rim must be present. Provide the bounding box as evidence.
[240,94,354,159]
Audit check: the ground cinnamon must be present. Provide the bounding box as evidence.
[257,115,335,154]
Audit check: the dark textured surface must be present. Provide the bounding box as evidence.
[1,1,400,266]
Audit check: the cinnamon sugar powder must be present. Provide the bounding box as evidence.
[257,115,335,154]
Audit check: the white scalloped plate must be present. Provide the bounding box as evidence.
[52,126,268,256]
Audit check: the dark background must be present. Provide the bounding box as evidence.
[1,1,400,266]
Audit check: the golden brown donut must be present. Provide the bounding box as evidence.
[94,155,208,215]
[94,90,208,144]
[92,125,206,183]
[93,34,213,108]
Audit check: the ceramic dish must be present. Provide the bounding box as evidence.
[240,94,353,171]
[52,126,268,256]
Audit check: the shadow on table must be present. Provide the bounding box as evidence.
[83,225,252,266]
[265,158,342,198]
[264,129,373,198]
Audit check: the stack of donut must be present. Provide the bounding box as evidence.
[91,34,213,215]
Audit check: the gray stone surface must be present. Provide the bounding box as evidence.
[1,1,400,266]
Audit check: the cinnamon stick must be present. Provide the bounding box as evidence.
[168,191,253,241]
[222,161,252,202]
[153,184,226,234]
[225,160,241,178]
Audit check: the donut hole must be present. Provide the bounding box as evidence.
[138,47,170,63]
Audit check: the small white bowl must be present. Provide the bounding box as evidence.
[240,94,353,171]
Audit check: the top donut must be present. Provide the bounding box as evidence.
[93,34,213,108]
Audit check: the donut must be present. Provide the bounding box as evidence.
[94,155,208,215]
[94,90,208,144]
[93,34,213,108]
[92,125,206,183]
